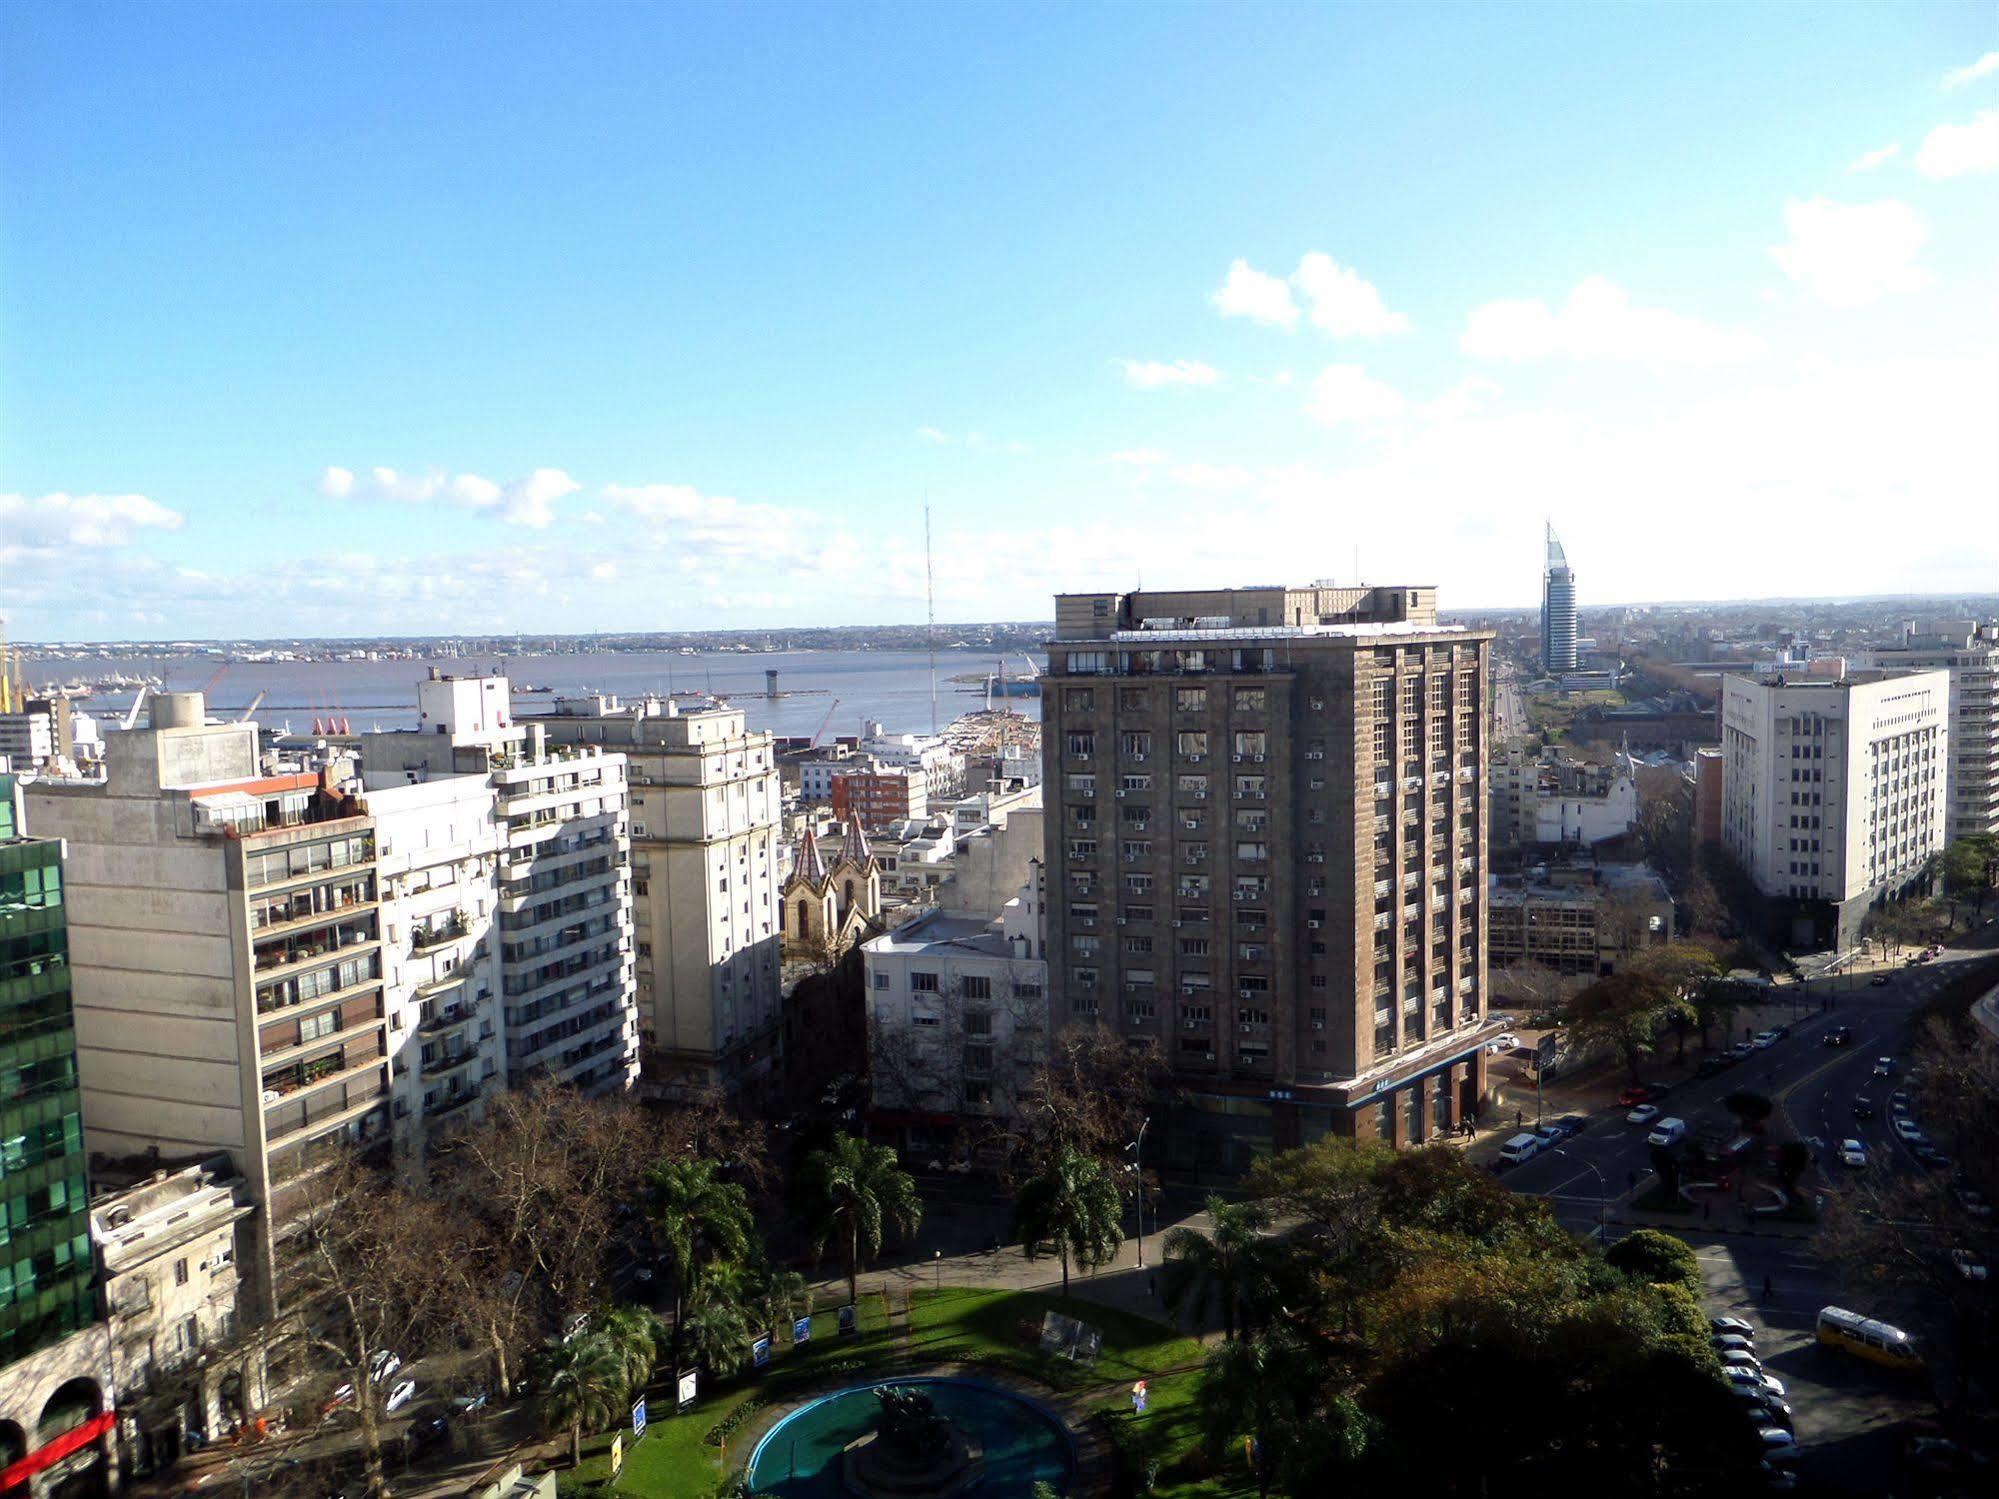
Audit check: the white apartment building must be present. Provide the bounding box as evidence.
[862,866,1047,1143]
[524,697,783,1105]
[26,692,391,1302]
[1721,669,1950,950]
[359,673,638,1096]
[1489,746,1638,849]
[365,774,505,1157]
[859,725,965,800]
[1872,621,1999,839]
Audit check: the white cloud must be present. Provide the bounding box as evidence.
[1304,365,1407,426]
[590,561,618,580]
[1419,375,1503,422]
[1210,254,1407,337]
[1768,198,1930,307]
[316,465,578,528]
[1943,51,1999,89]
[1461,276,1761,363]
[0,491,185,558]
[1120,358,1220,389]
[916,426,950,443]
[1847,143,1899,172]
[1915,109,1999,179]
[1292,252,1410,337]
[1209,259,1299,329]
[1108,449,1166,466]
[1168,462,1254,492]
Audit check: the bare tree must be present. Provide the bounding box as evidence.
[276,1154,470,1499]
[1003,1023,1165,1181]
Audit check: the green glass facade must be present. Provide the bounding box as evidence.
[0,777,94,1368]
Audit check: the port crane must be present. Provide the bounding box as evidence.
[810,698,841,749]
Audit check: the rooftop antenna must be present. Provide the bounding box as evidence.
[925,496,938,735]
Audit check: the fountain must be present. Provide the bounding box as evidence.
[839,1385,985,1498]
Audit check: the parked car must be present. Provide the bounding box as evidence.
[1824,1025,1853,1047]
[1720,1348,1766,1373]
[1839,1139,1868,1168]
[1498,1133,1542,1166]
[1753,1398,1795,1429]
[1617,1084,1664,1106]
[1893,1117,1927,1143]
[1951,1249,1989,1281]
[1491,1032,1521,1051]
[1890,1091,1912,1115]
[1914,1146,1951,1171]
[1733,1040,1758,1059]
[1869,974,1891,987]
[1756,1427,1798,1455]
[451,1390,489,1415]
[1711,1315,1756,1337]
[1873,1056,1895,1077]
[1646,1117,1689,1148]
[1552,1114,1588,1139]
[1532,1124,1565,1147]
[1696,1057,1733,1078]
[1627,1104,1663,1127]
[1852,1096,1875,1119]
[406,1413,450,1457]
[1955,1188,1994,1220]
[368,1350,402,1385]
[1726,1367,1786,1398]
[385,1379,418,1414]
[1713,1333,1757,1355]
[1752,1029,1783,1050]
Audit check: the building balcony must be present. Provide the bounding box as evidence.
[421,1046,480,1079]
[253,924,376,975]
[425,1083,485,1120]
[264,1065,386,1145]
[410,913,470,951]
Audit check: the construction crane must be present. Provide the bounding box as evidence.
[120,684,151,732]
[237,690,267,724]
[810,698,841,749]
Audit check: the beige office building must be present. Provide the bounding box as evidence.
[1872,621,1999,839]
[26,693,390,1304]
[1041,584,1496,1169]
[522,697,783,1105]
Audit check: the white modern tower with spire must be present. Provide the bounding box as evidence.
[1540,523,1579,675]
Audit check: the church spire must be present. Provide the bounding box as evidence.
[798,824,829,884]
[846,817,874,866]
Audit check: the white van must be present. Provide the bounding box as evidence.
[1498,1133,1541,1165]
[1646,1116,1688,1148]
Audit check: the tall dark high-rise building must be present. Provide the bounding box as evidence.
[1041,583,1496,1171]
[1541,523,1578,674]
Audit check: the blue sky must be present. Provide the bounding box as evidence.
[3,1,1995,640]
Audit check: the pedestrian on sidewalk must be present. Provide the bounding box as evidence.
[1515,1109,1523,1128]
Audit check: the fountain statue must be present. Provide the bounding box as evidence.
[840,1384,986,1498]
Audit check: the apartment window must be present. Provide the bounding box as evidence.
[1233,731,1267,758]
[1234,776,1266,799]
[1121,731,1153,759]
[1123,904,1154,923]
[1176,731,1209,759]
[1063,689,1096,712]
[1179,875,1210,898]
[1066,773,1096,797]
[1179,936,1211,956]
[1013,979,1043,999]
[1124,968,1157,990]
[872,972,890,990]
[175,1258,190,1287]
[913,1012,942,1028]
[1234,688,1266,712]
[1121,935,1153,955]
[1235,841,1269,863]
[1175,687,1208,712]
[1066,732,1096,759]
[964,1010,993,1035]
[962,975,992,1001]
[1071,935,1100,955]
[910,971,940,992]
[298,1010,336,1045]
[1119,688,1151,712]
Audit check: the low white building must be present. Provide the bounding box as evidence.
[92,1156,257,1468]
[860,725,965,800]
[1721,669,1950,949]
[366,774,505,1159]
[862,867,1047,1145]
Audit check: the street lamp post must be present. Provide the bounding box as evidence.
[1128,1116,1151,1269]
[1551,1147,1610,1239]
[933,1249,942,1295]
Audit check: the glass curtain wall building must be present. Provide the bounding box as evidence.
[0,777,92,1369]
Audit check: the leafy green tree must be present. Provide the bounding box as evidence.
[1605,1228,1702,1296]
[796,1132,924,1307]
[1565,970,1685,1083]
[536,1336,627,1468]
[681,1296,754,1378]
[646,1158,755,1370]
[748,1265,811,1336]
[593,1307,662,1400]
[1012,1146,1124,1297]
[1161,1195,1279,1342]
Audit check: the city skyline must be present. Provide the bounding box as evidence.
[4,4,1997,640]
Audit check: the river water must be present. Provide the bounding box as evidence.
[47,648,1042,740]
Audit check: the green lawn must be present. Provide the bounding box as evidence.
[564,1286,1254,1498]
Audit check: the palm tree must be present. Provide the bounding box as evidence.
[535,1335,625,1468]
[681,1296,754,1378]
[749,1265,811,1336]
[594,1307,662,1401]
[796,1133,923,1308]
[1011,1146,1123,1298]
[646,1158,755,1369]
[1197,1329,1327,1497]
[1161,1194,1278,1341]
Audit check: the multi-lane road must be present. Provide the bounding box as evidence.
[1499,933,1993,1494]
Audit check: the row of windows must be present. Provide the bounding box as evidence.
[1062,686,1274,713]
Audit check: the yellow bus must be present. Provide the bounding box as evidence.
[1816,1306,1923,1371]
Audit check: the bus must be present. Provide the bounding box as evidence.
[1816,1306,1923,1371]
